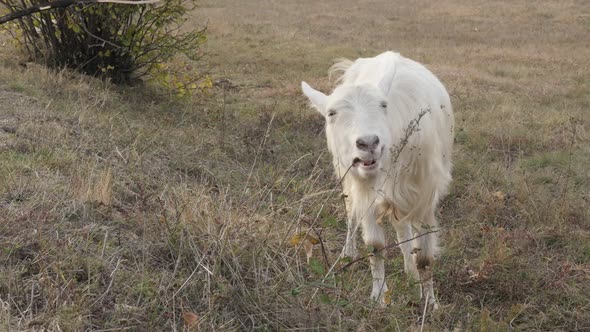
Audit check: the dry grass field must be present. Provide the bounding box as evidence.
[1,0,589,330]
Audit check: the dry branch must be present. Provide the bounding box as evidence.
[0,0,159,25]
[333,229,440,275]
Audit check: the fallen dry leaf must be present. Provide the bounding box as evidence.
[383,289,393,305]
[183,312,199,329]
[290,232,320,263]
[289,232,319,246]
[493,191,506,201]
[289,233,304,246]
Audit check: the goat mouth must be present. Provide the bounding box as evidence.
[352,158,378,168]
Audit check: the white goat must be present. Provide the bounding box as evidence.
[301,51,453,307]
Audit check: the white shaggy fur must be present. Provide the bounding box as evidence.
[302,51,454,306]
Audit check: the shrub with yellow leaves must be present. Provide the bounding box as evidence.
[0,0,208,93]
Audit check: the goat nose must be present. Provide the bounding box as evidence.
[356,135,380,151]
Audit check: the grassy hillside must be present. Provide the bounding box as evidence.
[1,0,589,330]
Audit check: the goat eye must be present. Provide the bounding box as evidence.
[380,101,387,109]
[327,109,337,117]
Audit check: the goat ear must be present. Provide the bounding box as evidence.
[301,81,327,114]
[378,67,396,97]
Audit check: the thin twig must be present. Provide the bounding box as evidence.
[308,223,330,268]
[100,230,109,258]
[171,249,212,299]
[420,291,430,332]
[270,164,354,302]
[334,229,439,275]
[91,258,121,307]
